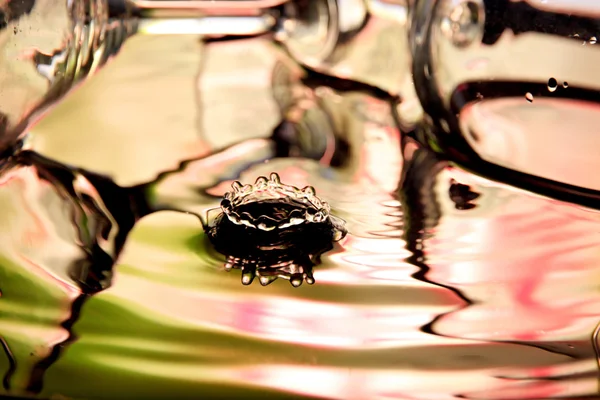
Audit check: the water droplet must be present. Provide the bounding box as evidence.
[525,92,534,103]
[547,77,558,92]
[241,271,255,285]
[563,81,569,88]
[254,176,268,188]
[259,275,277,286]
[269,172,281,184]
[290,274,303,287]
[591,36,597,44]
[305,271,315,285]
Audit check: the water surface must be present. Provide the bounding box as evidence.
[1,37,600,400]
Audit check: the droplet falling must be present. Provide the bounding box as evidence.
[525,92,534,103]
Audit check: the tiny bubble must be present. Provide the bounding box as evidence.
[525,92,534,103]
[563,81,569,88]
[547,77,557,92]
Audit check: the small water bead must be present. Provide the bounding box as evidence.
[290,274,304,287]
[255,176,268,188]
[547,78,558,92]
[525,92,534,103]
[591,36,597,44]
[269,172,281,184]
[231,181,243,192]
[241,270,255,285]
[563,81,569,88]
[259,275,278,286]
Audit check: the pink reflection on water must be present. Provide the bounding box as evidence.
[0,165,84,297]
[428,167,600,344]
[0,163,86,392]
[228,364,512,400]
[321,236,417,285]
[231,364,597,400]
[109,272,456,349]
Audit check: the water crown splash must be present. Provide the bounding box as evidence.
[204,172,347,287]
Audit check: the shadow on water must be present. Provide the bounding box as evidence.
[396,137,474,334]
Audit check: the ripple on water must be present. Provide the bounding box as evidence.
[2,144,600,399]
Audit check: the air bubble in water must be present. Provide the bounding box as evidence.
[563,81,569,88]
[525,92,534,103]
[547,78,558,92]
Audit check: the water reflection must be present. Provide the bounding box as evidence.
[2,38,600,400]
[401,138,600,399]
[0,137,278,395]
[0,148,139,394]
